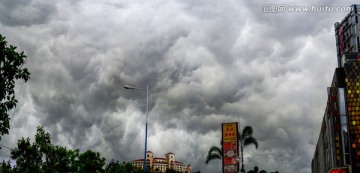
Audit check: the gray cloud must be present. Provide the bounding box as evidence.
[0,0,359,172]
[0,0,57,26]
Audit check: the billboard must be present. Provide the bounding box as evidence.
[222,122,239,173]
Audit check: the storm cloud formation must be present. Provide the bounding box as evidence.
[0,0,358,172]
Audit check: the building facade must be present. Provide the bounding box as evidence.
[311,68,349,173]
[335,4,360,67]
[312,4,360,173]
[130,151,192,173]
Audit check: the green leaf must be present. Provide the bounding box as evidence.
[0,33,31,137]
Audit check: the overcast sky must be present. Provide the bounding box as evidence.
[0,0,359,172]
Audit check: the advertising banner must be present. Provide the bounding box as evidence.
[222,122,239,173]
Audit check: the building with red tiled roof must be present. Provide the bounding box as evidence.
[129,151,192,173]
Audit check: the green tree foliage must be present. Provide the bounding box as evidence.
[0,127,155,173]
[0,34,30,140]
[78,150,106,173]
[105,159,122,173]
[0,160,14,173]
[2,126,153,173]
[3,126,107,173]
[105,160,144,173]
[11,137,42,173]
[47,146,76,172]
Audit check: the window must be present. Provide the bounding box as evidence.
[339,88,350,164]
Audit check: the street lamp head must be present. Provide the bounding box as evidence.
[124,85,136,89]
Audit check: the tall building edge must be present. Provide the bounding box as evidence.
[312,4,360,173]
[312,68,350,173]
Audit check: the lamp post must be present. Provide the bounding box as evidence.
[124,85,151,173]
[241,164,245,173]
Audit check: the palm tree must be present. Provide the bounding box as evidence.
[239,126,258,173]
[205,144,222,173]
[205,145,222,164]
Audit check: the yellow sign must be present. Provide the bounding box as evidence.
[222,123,237,142]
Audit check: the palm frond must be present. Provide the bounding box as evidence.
[205,154,221,164]
[241,126,253,139]
[205,146,222,164]
[208,146,222,155]
[243,136,258,149]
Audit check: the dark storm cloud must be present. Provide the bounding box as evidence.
[1,0,359,172]
[0,0,56,26]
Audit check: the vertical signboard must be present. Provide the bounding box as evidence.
[338,26,344,56]
[222,122,239,173]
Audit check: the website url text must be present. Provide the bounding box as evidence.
[261,5,352,13]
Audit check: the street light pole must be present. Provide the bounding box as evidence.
[144,85,148,173]
[124,85,151,173]
[219,159,221,173]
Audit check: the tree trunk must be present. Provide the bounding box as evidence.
[241,145,245,173]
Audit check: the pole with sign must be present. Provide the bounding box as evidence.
[222,122,239,173]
